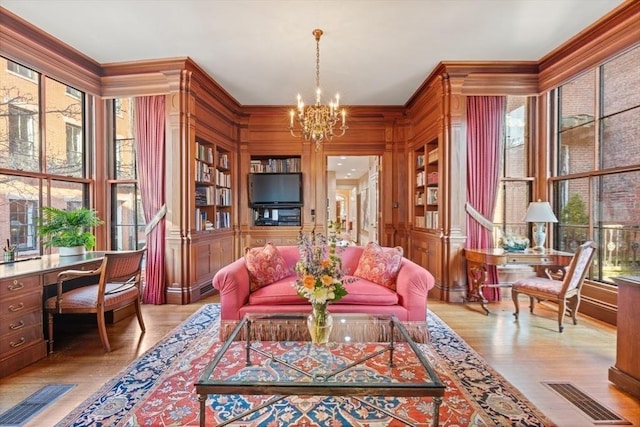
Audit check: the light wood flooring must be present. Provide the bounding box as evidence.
[0,295,638,426]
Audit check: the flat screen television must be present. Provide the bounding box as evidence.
[248,172,303,207]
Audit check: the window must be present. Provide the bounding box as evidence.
[493,96,533,244]
[45,77,84,177]
[9,198,38,251]
[0,57,93,257]
[111,97,145,251]
[7,60,36,80]
[8,104,37,170]
[65,86,82,98]
[66,123,83,165]
[552,45,640,283]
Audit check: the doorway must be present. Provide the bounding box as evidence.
[326,156,379,245]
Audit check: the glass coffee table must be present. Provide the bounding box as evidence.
[195,312,445,426]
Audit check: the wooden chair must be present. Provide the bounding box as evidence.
[512,241,596,332]
[45,248,147,353]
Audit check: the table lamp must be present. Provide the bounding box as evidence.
[523,200,558,252]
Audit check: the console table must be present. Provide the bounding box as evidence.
[463,248,574,314]
[609,276,640,398]
[0,252,104,377]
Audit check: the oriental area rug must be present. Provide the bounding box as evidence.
[56,304,555,426]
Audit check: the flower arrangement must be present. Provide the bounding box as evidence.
[294,221,349,305]
[294,221,352,343]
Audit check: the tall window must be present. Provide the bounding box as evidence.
[110,97,145,250]
[551,45,640,283]
[493,96,533,244]
[66,123,83,164]
[0,57,92,257]
[9,198,37,250]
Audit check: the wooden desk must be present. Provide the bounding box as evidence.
[463,248,574,315]
[609,276,640,398]
[0,252,104,377]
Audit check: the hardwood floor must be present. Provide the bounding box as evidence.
[0,295,638,426]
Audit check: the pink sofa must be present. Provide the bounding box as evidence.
[212,245,435,342]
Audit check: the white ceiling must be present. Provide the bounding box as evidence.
[1,0,623,106]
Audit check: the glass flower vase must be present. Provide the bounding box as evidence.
[307,303,333,345]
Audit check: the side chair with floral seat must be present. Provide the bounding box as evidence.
[512,241,596,332]
[45,248,147,353]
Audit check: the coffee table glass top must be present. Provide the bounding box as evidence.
[196,312,444,395]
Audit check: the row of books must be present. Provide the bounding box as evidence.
[194,208,231,230]
[415,211,439,229]
[216,188,232,206]
[250,158,301,172]
[428,147,439,164]
[195,186,215,205]
[218,152,230,169]
[427,171,439,185]
[195,142,213,164]
[216,211,231,229]
[194,208,214,231]
[195,160,212,183]
[216,169,231,187]
[195,187,232,206]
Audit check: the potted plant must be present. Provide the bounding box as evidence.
[37,206,104,256]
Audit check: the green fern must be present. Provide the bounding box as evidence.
[37,206,103,249]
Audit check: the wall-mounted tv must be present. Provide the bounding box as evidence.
[248,172,303,207]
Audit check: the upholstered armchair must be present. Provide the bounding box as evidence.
[512,241,596,332]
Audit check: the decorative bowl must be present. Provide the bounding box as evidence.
[499,236,529,252]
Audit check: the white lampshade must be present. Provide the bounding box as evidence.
[523,201,558,223]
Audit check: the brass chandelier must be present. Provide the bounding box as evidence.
[289,29,347,150]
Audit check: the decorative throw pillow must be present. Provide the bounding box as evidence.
[244,243,290,292]
[353,242,404,290]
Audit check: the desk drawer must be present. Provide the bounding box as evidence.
[0,323,43,357]
[0,309,42,336]
[0,275,41,298]
[0,290,42,317]
[506,255,554,264]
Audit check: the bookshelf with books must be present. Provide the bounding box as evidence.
[194,141,233,231]
[413,139,439,231]
[215,147,232,229]
[410,136,442,287]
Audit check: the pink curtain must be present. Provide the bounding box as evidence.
[135,96,166,305]
[466,96,505,300]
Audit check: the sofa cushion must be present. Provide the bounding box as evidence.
[248,275,399,306]
[244,243,291,292]
[353,242,404,290]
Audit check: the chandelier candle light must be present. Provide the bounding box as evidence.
[289,29,347,150]
[524,200,559,253]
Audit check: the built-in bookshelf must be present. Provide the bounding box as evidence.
[195,140,232,231]
[413,139,439,230]
[250,156,301,173]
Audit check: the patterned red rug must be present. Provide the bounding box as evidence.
[56,304,555,426]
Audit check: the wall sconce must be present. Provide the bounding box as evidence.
[523,200,558,252]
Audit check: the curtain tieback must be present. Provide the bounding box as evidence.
[465,202,493,231]
[145,204,167,235]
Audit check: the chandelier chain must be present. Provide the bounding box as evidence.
[315,33,320,93]
[289,28,348,150]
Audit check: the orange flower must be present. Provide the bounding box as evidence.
[303,275,316,289]
[320,259,331,268]
[321,275,333,286]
